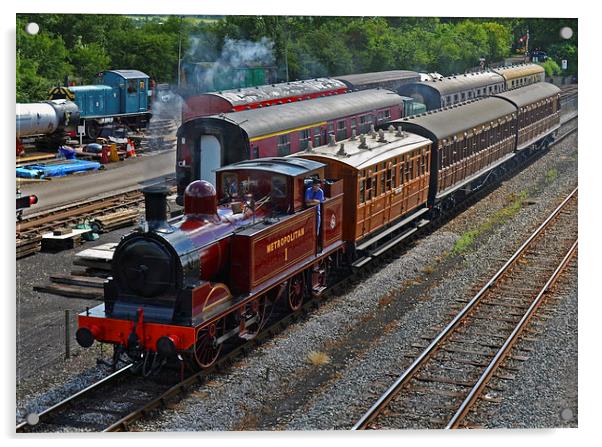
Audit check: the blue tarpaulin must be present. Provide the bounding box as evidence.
[16,160,102,179]
[58,146,77,159]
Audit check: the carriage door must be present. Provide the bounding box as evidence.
[200,135,221,185]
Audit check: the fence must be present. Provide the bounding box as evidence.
[16,308,84,382]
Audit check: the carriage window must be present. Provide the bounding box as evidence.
[454,94,459,102]
[386,162,393,189]
[420,149,427,175]
[380,171,385,194]
[277,134,291,156]
[271,175,287,198]
[359,179,365,203]
[366,175,373,200]
[299,129,311,150]
[239,178,258,195]
[351,118,357,134]
[127,80,136,94]
[359,115,369,134]
[252,145,259,159]
[313,129,321,147]
[391,158,397,187]
[337,120,347,141]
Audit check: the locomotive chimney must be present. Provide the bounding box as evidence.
[142,184,171,233]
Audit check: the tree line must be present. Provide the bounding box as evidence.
[16,15,577,102]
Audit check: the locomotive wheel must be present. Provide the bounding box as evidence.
[86,121,102,140]
[194,326,222,369]
[241,295,272,339]
[287,272,306,311]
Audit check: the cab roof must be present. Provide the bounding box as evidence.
[103,69,149,79]
[216,157,325,177]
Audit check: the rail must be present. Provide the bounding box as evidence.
[352,187,577,430]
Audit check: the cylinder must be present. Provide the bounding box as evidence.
[16,99,80,137]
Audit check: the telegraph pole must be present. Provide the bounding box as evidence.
[177,15,183,88]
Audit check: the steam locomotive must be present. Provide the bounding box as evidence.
[76,82,561,372]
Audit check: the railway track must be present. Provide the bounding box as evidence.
[353,187,578,430]
[16,184,177,258]
[16,365,136,432]
[560,84,578,99]
[16,115,579,433]
[16,272,352,432]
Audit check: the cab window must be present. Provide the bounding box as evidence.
[271,175,287,198]
[222,173,239,198]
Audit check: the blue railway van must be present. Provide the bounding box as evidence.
[100,70,150,114]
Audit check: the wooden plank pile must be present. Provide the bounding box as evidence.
[34,273,106,300]
[73,242,116,272]
[34,243,117,300]
[16,234,42,259]
[90,209,140,233]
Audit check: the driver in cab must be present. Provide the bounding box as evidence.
[305,177,325,234]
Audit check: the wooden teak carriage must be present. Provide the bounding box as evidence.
[294,127,432,266]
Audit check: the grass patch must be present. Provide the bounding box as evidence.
[307,351,330,366]
[545,168,558,184]
[452,190,528,255]
[422,265,435,275]
[452,229,480,255]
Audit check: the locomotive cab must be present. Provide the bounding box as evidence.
[215,157,327,217]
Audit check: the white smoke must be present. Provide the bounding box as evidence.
[219,37,275,67]
[150,88,184,125]
[185,36,276,92]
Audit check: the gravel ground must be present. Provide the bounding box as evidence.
[471,263,578,428]
[15,116,578,431]
[130,128,578,431]
[15,228,131,421]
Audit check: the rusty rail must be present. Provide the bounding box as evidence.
[16,364,133,432]
[445,239,578,428]
[352,187,577,430]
